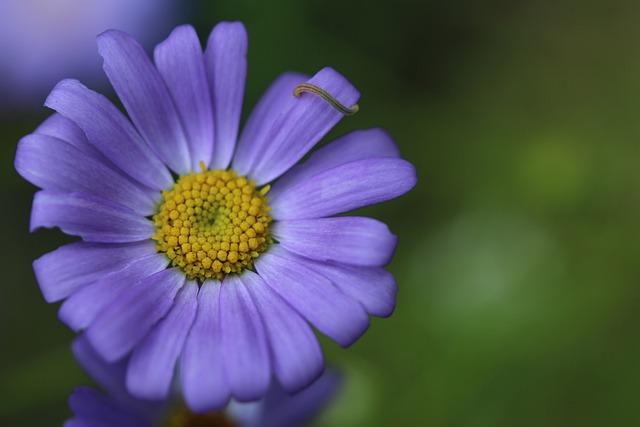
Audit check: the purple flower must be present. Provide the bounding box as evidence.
[0,0,179,108]
[67,336,342,427]
[15,22,416,411]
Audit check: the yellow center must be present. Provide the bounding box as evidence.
[152,166,271,281]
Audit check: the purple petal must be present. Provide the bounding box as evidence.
[256,247,370,347]
[205,22,247,169]
[220,276,270,401]
[250,67,360,185]
[242,271,324,392]
[72,336,129,400]
[64,418,98,427]
[64,417,111,427]
[30,191,154,243]
[232,72,308,176]
[97,30,191,174]
[270,157,417,220]
[15,134,157,215]
[64,419,112,427]
[35,113,100,157]
[34,113,129,182]
[59,254,169,331]
[269,128,400,200]
[33,241,156,303]
[86,268,184,362]
[273,217,397,267]
[67,387,150,427]
[180,281,230,412]
[126,281,198,400]
[45,79,172,191]
[154,25,214,170]
[259,370,342,427]
[71,336,166,421]
[296,259,397,318]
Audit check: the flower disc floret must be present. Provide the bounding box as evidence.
[153,168,271,280]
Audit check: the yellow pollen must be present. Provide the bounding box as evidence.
[153,169,272,281]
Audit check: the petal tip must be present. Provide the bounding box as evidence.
[184,393,231,415]
[212,21,247,34]
[13,137,28,177]
[282,360,326,394]
[402,160,418,191]
[208,21,248,51]
[44,78,82,108]
[96,28,128,44]
[310,67,360,102]
[32,257,57,303]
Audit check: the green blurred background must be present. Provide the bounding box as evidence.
[2,0,640,425]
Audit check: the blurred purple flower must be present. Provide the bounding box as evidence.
[0,0,179,109]
[15,22,416,411]
[66,336,342,427]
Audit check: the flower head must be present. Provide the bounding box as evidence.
[67,336,342,427]
[15,22,416,411]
